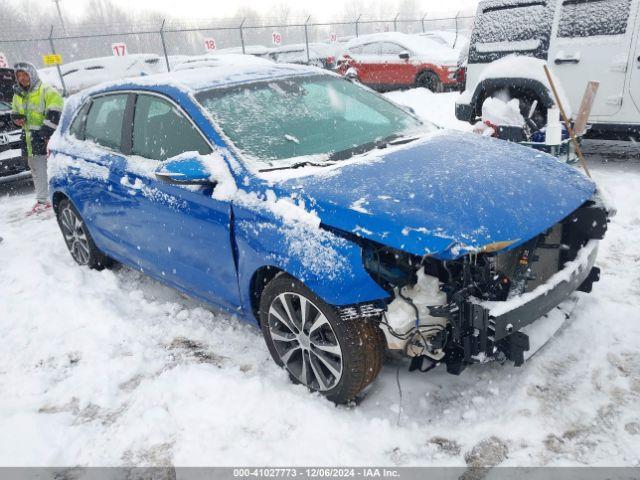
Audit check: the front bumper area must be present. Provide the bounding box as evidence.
[441,240,600,374]
[0,146,29,181]
[485,240,598,341]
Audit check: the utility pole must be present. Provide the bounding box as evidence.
[52,0,68,36]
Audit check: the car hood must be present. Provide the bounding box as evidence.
[270,131,596,260]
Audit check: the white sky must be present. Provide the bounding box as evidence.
[50,0,481,21]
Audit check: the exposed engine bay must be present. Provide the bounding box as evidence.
[343,194,612,375]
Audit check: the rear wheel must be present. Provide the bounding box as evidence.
[260,274,384,404]
[417,70,443,93]
[56,198,112,270]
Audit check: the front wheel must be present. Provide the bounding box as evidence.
[260,274,384,404]
[56,198,112,270]
[416,70,443,93]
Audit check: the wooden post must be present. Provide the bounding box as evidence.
[543,64,591,178]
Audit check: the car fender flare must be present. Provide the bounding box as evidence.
[469,77,555,119]
[233,208,391,324]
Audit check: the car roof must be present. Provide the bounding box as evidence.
[97,62,322,94]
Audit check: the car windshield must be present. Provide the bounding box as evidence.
[195,74,426,167]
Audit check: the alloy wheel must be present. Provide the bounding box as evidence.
[59,206,91,265]
[267,292,344,391]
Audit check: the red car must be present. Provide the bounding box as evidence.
[337,32,460,92]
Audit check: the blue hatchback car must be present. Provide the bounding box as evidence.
[49,63,610,403]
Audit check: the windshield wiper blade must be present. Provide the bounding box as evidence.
[387,135,420,146]
[259,160,336,172]
[328,133,411,161]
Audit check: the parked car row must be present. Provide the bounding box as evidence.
[32,30,467,100]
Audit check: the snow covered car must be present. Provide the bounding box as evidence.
[172,53,273,71]
[48,63,610,404]
[456,0,640,140]
[337,32,460,92]
[268,43,341,70]
[0,99,29,183]
[40,54,166,96]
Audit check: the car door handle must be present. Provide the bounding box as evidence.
[554,58,580,64]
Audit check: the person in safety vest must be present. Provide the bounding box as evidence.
[11,61,63,214]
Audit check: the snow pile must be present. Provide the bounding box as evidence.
[384,89,473,132]
[481,96,525,127]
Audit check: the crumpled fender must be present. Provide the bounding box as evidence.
[232,201,390,323]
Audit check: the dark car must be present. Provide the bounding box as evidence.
[0,68,29,182]
[0,67,14,102]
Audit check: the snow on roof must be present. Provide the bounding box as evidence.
[216,45,272,56]
[39,54,166,93]
[95,62,322,94]
[173,53,273,71]
[344,32,457,63]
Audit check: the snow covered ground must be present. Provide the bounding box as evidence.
[1,89,639,468]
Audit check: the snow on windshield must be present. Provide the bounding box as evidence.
[195,74,423,169]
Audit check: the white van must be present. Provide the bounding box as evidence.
[456,0,640,140]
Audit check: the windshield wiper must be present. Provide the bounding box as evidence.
[328,133,420,161]
[259,160,336,172]
[258,135,422,172]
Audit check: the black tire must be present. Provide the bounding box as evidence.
[260,274,384,404]
[416,70,443,93]
[55,198,112,270]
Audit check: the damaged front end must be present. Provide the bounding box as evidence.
[341,194,612,375]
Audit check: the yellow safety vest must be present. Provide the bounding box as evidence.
[12,82,63,156]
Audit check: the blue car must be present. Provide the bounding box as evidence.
[49,63,611,403]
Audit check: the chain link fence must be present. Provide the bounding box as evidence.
[0,12,475,95]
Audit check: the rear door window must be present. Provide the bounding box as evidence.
[69,100,92,140]
[558,0,631,38]
[361,43,381,55]
[468,0,553,63]
[84,94,128,150]
[132,94,211,161]
[379,43,405,55]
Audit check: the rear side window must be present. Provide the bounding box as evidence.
[132,94,211,161]
[69,100,91,140]
[84,94,128,150]
[558,0,631,38]
[379,43,404,55]
[361,43,381,55]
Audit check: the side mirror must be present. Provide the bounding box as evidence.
[155,155,215,185]
[399,51,410,60]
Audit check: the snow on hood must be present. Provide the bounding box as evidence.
[269,130,595,260]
